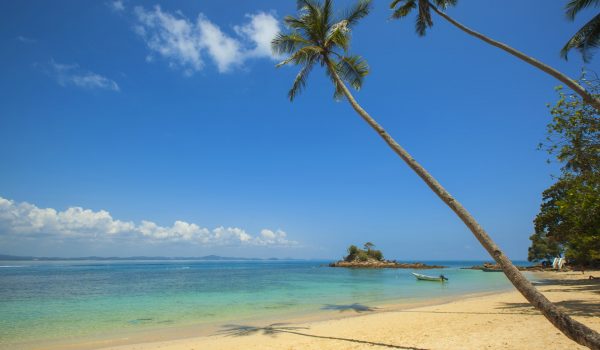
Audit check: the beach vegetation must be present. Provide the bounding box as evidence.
[530,77,600,267]
[274,0,600,347]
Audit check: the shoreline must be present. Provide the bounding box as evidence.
[94,271,600,349]
[21,283,516,350]
[11,271,599,350]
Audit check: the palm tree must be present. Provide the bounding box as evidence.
[562,0,600,62]
[389,0,600,111]
[273,1,600,348]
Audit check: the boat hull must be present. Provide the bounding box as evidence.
[412,272,447,282]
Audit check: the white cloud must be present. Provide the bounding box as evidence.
[134,6,204,76]
[109,0,125,12]
[0,196,297,247]
[108,0,125,12]
[44,60,120,91]
[197,15,242,73]
[234,12,281,58]
[16,35,36,44]
[133,6,279,75]
[255,229,294,246]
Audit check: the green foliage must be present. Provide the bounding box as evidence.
[562,0,600,62]
[540,78,600,174]
[344,242,384,261]
[530,75,600,266]
[345,244,359,261]
[368,249,383,261]
[272,0,372,101]
[389,0,457,36]
[357,250,370,261]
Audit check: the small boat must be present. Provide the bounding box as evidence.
[412,272,448,282]
[481,267,503,272]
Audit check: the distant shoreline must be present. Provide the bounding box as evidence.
[0,254,302,261]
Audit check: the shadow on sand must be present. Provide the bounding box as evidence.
[219,323,429,350]
[321,303,379,313]
[497,277,600,317]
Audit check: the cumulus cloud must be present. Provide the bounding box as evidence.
[234,12,281,58]
[133,6,279,74]
[43,60,120,91]
[108,0,125,12]
[0,196,296,247]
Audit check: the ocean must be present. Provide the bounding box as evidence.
[0,260,531,349]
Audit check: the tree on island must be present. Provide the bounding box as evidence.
[273,1,600,347]
[389,0,600,111]
[345,243,384,262]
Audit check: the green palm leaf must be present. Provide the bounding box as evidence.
[336,55,369,89]
[390,0,457,36]
[391,0,416,19]
[562,13,600,62]
[288,59,317,101]
[343,0,372,28]
[272,0,372,100]
[271,32,310,56]
[566,0,600,20]
[563,0,600,61]
[325,20,350,51]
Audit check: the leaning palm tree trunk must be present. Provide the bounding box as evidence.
[428,4,600,112]
[326,61,600,349]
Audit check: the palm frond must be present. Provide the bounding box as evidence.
[415,10,430,36]
[335,55,369,90]
[323,0,333,29]
[324,63,345,100]
[271,32,310,56]
[433,0,457,10]
[288,59,317,101]
[390,0,404,9]
[565,0,600,20]
[275,0,371,102]
[416,0,433,36]
[561,13,600,62]
[325,20,350,51]
[343,0,372,28]
[296,0,320,11]
[284,15,307,30]
[297,0,327,40]
[276,46,323,67]
[391,0,416,19]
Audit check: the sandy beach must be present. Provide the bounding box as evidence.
[89,271,600,350]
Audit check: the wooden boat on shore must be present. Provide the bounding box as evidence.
[412,272,448,282]
[481,267,503,272]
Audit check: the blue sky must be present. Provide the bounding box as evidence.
[0,0,598,260]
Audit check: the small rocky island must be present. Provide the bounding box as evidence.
[329,242,445,269]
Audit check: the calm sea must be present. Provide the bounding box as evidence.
[0,260,531,349]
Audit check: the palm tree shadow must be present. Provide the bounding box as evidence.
[219,323,429,350]
[497,299,600,318]
[536,277,600,295]
[321,303,379,313]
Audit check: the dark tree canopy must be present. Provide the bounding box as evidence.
[530,74,600,266]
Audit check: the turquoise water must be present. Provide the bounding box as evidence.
[0,260,527,348]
